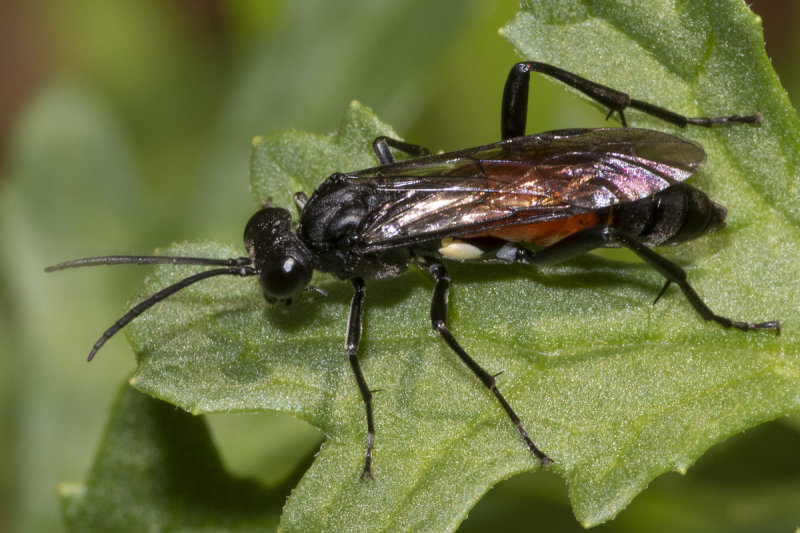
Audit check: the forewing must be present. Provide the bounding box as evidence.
[352,128,705,249]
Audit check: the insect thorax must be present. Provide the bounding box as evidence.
[298,174,413,279]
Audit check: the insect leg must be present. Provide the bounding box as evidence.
[608,230,780,333]
[497,230,609,266]
[501,61,761,139]
[508,227,780,333]
[426,262,552,467]
[372,136,430,165]
[345,277,376,480]
[292,192,308,215]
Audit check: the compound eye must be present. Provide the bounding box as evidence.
[260,255,312,299]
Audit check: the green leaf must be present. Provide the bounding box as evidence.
[462,420,800,532]
[60,383,286,532]
[121,2,800,531]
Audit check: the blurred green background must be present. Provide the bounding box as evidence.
[1,1,799,532]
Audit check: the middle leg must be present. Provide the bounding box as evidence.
[425,261,552,467]
[372,136,430,165]
[345,277,376,480]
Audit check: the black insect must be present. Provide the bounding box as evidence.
[47,62,780,480]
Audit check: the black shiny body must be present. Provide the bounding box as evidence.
[47,62,779,480]
[297,173,415,280]
[610,181,727,246]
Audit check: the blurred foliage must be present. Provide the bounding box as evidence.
[60,384,286,532]
[1,1,798,532]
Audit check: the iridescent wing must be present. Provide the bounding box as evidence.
[349,128,705,250]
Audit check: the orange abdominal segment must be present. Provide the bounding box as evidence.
[474,211,610,246]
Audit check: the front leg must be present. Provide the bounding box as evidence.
[426,262,552,467]
[345,277,376,480]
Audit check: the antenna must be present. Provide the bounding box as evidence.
[45,255,258,360]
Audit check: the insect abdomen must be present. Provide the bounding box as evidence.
[615,183,727,245]
[476,211,610,246]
